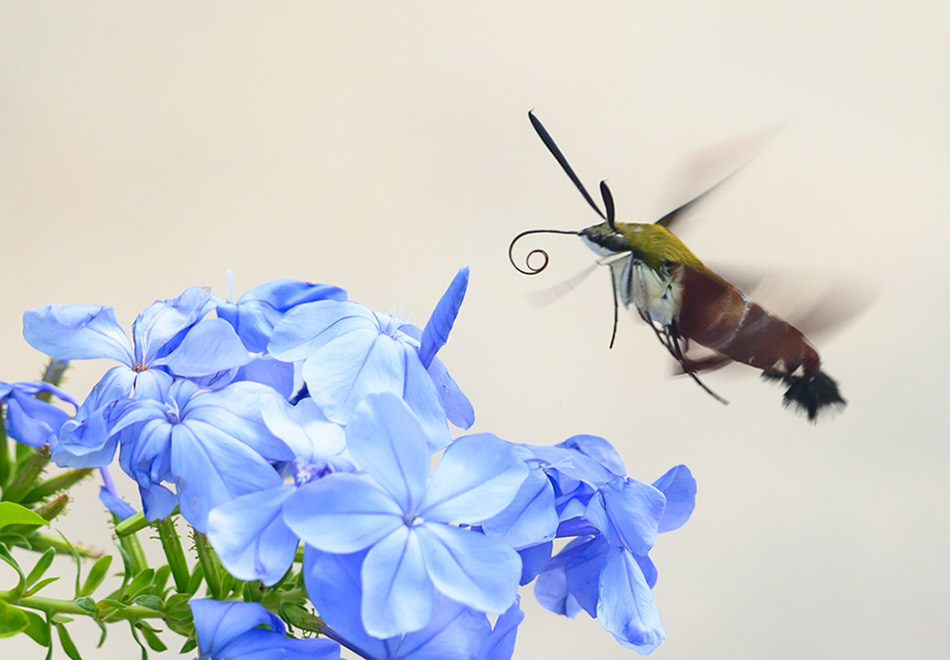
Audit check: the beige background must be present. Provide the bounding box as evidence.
[2,2,948,658]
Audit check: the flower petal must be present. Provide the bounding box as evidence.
[259,394,347,464]
[169,421,282,532]
[191,599,285,655]
[417,523,521,614]
[283,473,403,553]
[652,464,696,533]
[346,393,428,512]
[481,463,558,550]
[300,330,405,425]
[418,266,469,369]
[132,286,213,363]
[596,545,666,653]
[23,304,133,364]
[183,382,293,462]
[478,595,524,660]
[361,526,432,638]
[268,300,376,363]
[585,478,666,555]
[152,318,253,377]
[207,484,298,586]
[421,433,528,524]
[427,357,474,430]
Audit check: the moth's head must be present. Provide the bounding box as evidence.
[579,222,631,256]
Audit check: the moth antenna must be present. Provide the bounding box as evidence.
[600,180,616,230]
[529,111,606,220]
[508,228,580,275]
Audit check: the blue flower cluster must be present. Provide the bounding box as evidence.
[12,268,696,658]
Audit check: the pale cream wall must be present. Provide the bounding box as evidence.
[2,2,948,658]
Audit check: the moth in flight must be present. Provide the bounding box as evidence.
[509,111,846,421]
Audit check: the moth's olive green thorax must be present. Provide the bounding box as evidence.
[580,221,712,276]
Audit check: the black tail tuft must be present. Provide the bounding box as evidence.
[762,370,846,423]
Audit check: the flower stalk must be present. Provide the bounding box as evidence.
[155,517,190,593]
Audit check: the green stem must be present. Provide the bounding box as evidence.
[155,518,190,593]
[116,518,149,575]
[0,403,10,486]
[19,595,163,622]
[3,444,51,502]
[193,532,223,599]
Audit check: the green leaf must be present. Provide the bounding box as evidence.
[137,622,167,652]
[149,564,171,596]
[179,638,197,654]
[127,620,149,660]
[24,548,56,588]
[73,596,96,614]
[0,501,48,528]
[56,623,83,660]
[127,568,155,599]
[24,576,60,597]
[19,607,50,647]
[0,600,29,637]
[79,555,112,597]
[0,544,25,597]
[132,594,163,611]
[185,564,204,595]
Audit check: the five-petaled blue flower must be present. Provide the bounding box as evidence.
[283,392,527,638]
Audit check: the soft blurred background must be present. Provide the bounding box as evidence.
[2,2,948,658]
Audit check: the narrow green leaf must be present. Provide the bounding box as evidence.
[24,576,60,597]
[19,607,51,647]
[127,620,149,660]
[22,469,93,504]
[0,600,29,637]
[163,593,191,613]
[127,569,156,599]
[185,564,204,595]
[0,501,48,528]
[79,555,112,597]
[24,548,56,588]
[56,623,83,660]
[137,623,167,652]
[149,564,171,596]
[0,543,25,598]
[95,618,107,647]
[179,638,197,654]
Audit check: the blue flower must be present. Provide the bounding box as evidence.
[216,274,347,354]
[216,275,347,398]
[190,599,339,660]
[304,547,523,659]
[206,394,354,586]
[282,392,527,638]
[22,287,253,467]
[268,268,473,451]
[532,464,697,654]
[0,380,78,449]
[109,380,286,530]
